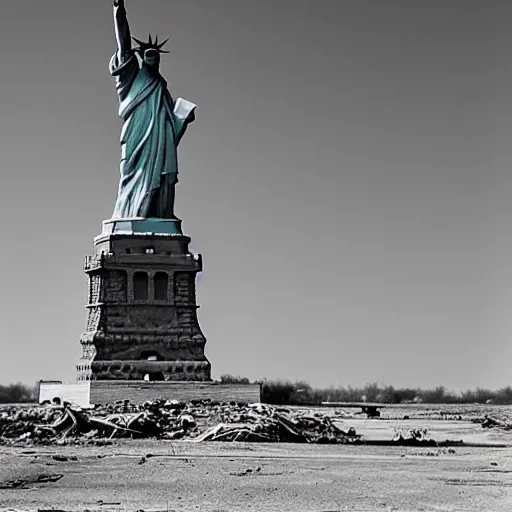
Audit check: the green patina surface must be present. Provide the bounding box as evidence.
[110,0,196,222]
[104,218,184,235]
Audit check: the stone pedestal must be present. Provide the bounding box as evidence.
[77,219,211,382]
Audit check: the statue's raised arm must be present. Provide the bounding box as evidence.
[113,0,131,60]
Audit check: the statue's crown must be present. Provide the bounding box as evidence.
[132,34,169,54]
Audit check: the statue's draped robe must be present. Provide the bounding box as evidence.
[109,52,194,219]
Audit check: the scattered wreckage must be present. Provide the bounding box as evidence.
[0,400,360,446]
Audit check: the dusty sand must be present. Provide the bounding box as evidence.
[1,443,511,512]
[1,417,511,512]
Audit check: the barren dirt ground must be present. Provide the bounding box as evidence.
[1,442,512,512]
[1,420,512,512]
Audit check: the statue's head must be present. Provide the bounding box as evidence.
[132,35,169,69]
[144,49,160,67]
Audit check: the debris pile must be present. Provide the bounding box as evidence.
[392,428,435,446]
[191,403,359,443]
[0,400,360,446]
[479,415,512,430]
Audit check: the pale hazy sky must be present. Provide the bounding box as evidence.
[0,1,511,391]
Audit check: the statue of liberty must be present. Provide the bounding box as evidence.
[110,0,196,221]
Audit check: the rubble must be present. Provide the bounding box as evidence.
[480,415,512,430]
[0,400,360,446]
[392,428,436,446]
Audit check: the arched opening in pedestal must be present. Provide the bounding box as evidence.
[143,371,165,382]
[133,272,149,301]
[140,351,162,361]
[142,351,165,382]
[154,272,169,301]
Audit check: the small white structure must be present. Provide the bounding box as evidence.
[38,380,91,408]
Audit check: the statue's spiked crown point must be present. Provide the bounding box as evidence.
[132,34,170,54]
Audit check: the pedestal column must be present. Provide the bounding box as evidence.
[77,219,211,382]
